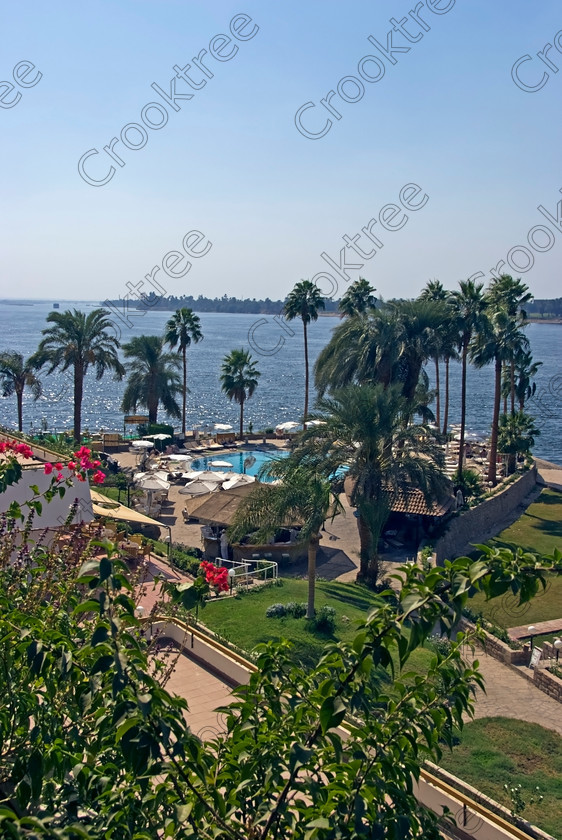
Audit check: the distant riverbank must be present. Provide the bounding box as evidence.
[528,318,562,324]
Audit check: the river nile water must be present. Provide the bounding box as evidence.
[0,301,560,464]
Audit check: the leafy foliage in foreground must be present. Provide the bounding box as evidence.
[1,531,559,839]
[0,447,559,839]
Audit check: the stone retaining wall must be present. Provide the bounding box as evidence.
[458,618,530,666]
[434,467,538,565]
[534,666,562,702]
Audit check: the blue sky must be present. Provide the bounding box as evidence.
[1,0,561,302]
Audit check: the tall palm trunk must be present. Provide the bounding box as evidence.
[307,536,319,618]
[510,360,516,415]
[357,514,374,582]
[239,396,245,439]
[303,321,309,427]
[457,338,469,478]
[487,355,502,485]
[182,347,187,435]
[16,387,24,432]
[73,364,84,444]
[442,356,450,435]
[434,356,440,428]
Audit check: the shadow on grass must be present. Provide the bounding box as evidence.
[319,582,381,611]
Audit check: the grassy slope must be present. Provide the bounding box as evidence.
[199,578,433,673]
[488,488,562,555]
[439,718,562,838]
[469,489,562,628]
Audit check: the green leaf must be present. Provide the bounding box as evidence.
[91,654,114,674]
[289,742,312,771]
[319,696,345,734]
[99,556,112,582]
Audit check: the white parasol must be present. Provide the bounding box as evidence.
[275,421,299,431]
[178,480,219,496]
[132,440,154,449]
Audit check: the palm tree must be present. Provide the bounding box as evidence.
[220,349,260,438]
[497,411,540,475]
[339,277,377,317]
[164,308,203,435]
[0,351,42,432]
[121,335,182,424]
[291,383,447,584]
[419,280,448,429]
[450,280,487,478]
[487,275,532,415]
[229,460,338,617]
[314,299,444,408]
[471,307,529,484]
[512,349,542,411]
[30,309,124,443]
[283,280,325,424]
[439,314,459,436]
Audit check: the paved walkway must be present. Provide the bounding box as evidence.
[535,457,562,492]
[461,645,562,736]
[156,641,233,741]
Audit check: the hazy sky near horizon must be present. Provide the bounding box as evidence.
[2,1,561,304]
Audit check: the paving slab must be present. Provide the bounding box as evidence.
[461,645,562,736]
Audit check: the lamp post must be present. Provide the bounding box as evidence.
[228,567,236,596]
[528,625,536,650]
[554,638,562,663]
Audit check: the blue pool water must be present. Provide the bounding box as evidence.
[190,449,288,480]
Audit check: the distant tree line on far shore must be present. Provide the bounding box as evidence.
[101,292,341,315]
[526,298,562,318]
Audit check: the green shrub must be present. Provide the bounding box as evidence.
[266,603,287,618]
[285,602,307,618]
[311,605,337,633]
[429,634,452,657]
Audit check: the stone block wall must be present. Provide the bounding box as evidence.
[533,667,562,702]
[458,618,529,666]
[434,467,538,565]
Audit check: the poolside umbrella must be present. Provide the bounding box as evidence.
[132,440,154,449]
[306,420,325,427]
[209,460,234,469]
[222,474,256,491]
[178,480,219,496]
[214,423,233,431]
[166,454,192,462]
[143,433,172,440]
[137,476,170,491]
[275,421,299,432]
[192,470,230,483]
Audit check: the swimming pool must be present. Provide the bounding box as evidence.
[190,449,288,481]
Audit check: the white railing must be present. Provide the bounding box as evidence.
[217,557,278,583]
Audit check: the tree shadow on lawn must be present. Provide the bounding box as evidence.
[319,582,382,612]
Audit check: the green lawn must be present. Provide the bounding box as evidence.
[469,573,562,629]
[488,488,562,556]
[439,718,562,838]
[199,578,434,673]
[467,488,562,629]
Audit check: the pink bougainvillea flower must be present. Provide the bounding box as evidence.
[92,470,105,484]
[44,463,54,475]
[56,472,64,482]
[67,461,77,470]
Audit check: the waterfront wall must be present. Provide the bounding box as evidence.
[433,467,538,565]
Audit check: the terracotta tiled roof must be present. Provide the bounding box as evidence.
[385,487,453,517]
[344,476,453,517]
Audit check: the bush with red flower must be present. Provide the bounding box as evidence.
[0,438,105,521]
[200,560,229,593]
